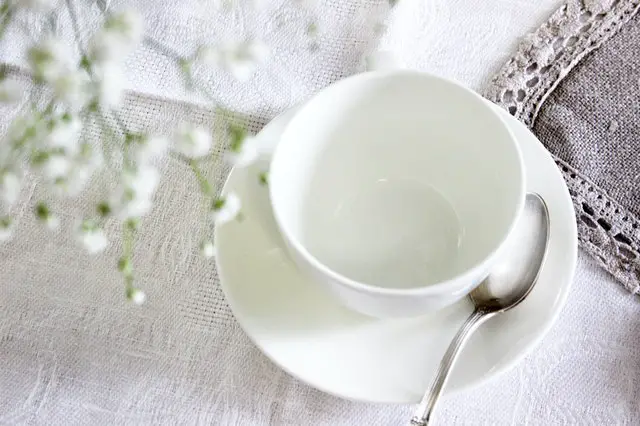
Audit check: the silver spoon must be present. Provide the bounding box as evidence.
[410,192,550,425]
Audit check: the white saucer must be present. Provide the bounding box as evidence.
[214,104,577,404]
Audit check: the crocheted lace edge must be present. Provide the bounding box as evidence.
[484,0,640,295]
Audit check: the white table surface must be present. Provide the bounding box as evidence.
[1,1,638,425]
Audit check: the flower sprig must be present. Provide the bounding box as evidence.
[0,0,313,304]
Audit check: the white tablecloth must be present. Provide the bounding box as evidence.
[1,1,638,424]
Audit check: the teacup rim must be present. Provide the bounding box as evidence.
[268,69,526,296]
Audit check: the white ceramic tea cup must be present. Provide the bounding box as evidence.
[268,70,525,318]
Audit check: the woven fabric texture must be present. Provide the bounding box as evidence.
[1,1,639,425]
[486,0,640,294]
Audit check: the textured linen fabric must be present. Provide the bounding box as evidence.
[486,0,640,294]
[534,9,640,295]
[0,1,639,425]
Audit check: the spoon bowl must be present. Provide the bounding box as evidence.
[471,192,550,311]
[411,193,550,425]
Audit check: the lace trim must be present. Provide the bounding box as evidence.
[485,0,640,295]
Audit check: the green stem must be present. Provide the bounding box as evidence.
[184,68,221,104]
[187,160,218,249]
[121,220,135,291]
[95,0,223,108]
[0,4,12,41]
[189,160,213,196]
[144,36,184,62]
[66,0,133,142]
[96,4,185,64]
[95,4,188,74]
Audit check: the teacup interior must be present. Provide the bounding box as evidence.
[270,71,523,290]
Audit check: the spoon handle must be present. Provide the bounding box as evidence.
[410,309,492,425]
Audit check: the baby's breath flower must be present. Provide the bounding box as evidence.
[225,134,259,167]
[75,220,108,254]
[112,164,160,219]
[127,288,146,305]
[306,22,319,38]
[92,62,125,108]
[28,37,75,83]
[200,240,216,258]
[126,164,159,200]
[104,9,143,47]
[0,79,22,103]
[45,215,60,231]
[211,192,241,225]
[196,45,220,66]
[35,202,60,231]
[0,171,21,207]
[114,192,152,220]
[31,114,83,183]
[40,154,72,181]
[198,39,269,81]
[51,70,91,111]
[88,8,143,65]
[76,140,104,170]
[6,115,44,146]
[43,113,83,154]
[131,135,169,164]
[0,216,14,242]
[173,124,211,159]
[88,31,124,66]
[52,142,103,197]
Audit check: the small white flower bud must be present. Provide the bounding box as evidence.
[211,192,241,225]
[199,39,269,81]
[200,241,216,258]
[28,38,75,82]
[51,70,91,110]
[131,135,169,163]
[172,124,212,159]
[75,221,108,254]
[45,215,60,231]
[0,217,14,242]
[130,288,146,305]
[93,62,125,108]
[225,134,259,167]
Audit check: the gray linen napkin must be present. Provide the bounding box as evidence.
[487,0,640,294]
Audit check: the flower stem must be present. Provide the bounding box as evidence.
[94,5,184,65]
[0,3,12,41]
[189,160,213,196]
[66,0,133,142]
[187,161,218,252]
[143,36,183,62]
[120,219,136,292]
[184,69,221,104]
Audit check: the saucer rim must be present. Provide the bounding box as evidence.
[214,103,577,404]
